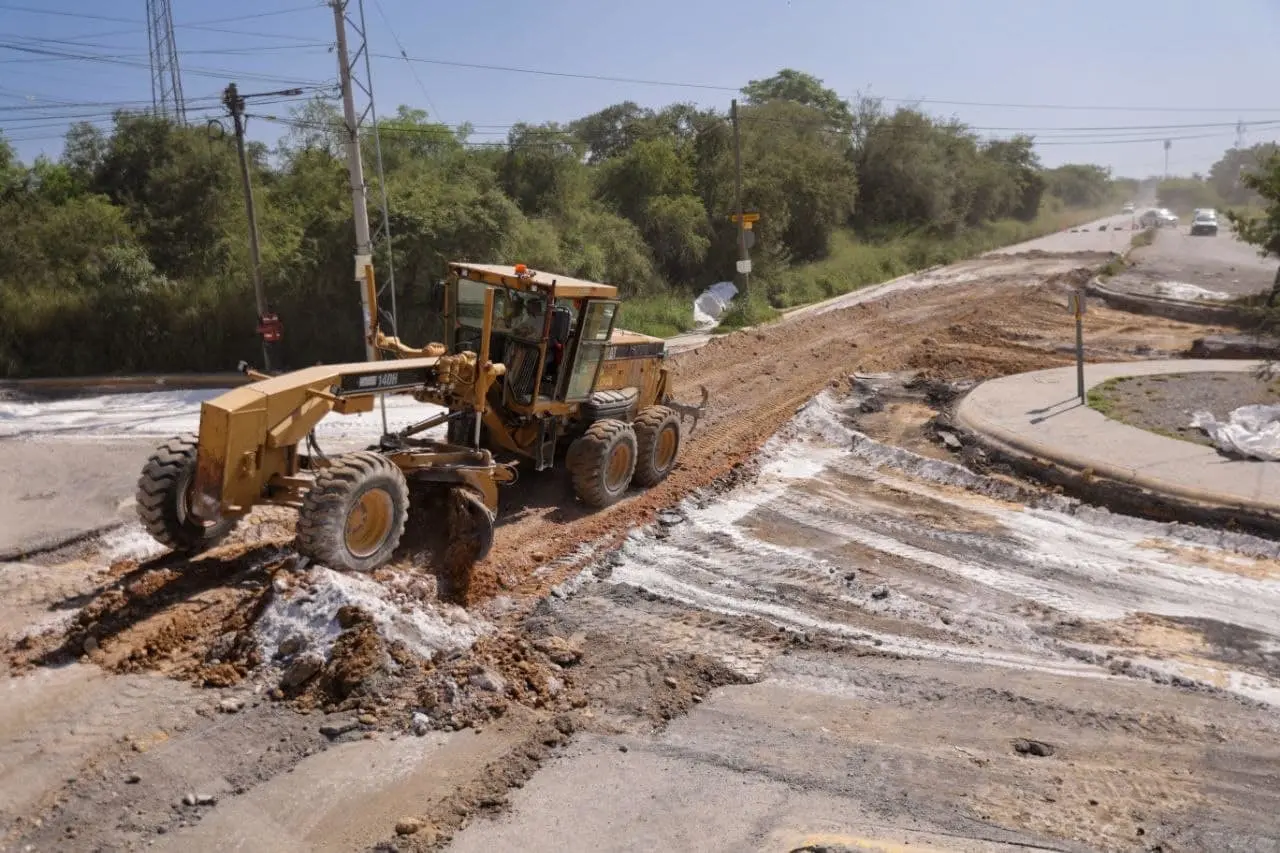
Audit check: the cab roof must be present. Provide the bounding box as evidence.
[448,262,619,299]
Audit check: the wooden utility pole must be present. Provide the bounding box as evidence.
[731,98,750,299]
[332,0,377,361]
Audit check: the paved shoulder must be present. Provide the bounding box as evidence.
[955,359,1280,515]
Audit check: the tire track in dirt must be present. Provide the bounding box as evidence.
[467,253,1205,608]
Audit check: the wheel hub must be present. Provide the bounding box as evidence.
[605,443,634,491]
[345,488,394,558]
[656,425,678,469]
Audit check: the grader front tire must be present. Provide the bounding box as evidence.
[295,451,409,572]
[632,406,681,487]
[136,433,237,553]
[566,419,637,508]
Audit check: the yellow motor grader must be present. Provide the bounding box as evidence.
[135,262,707,573]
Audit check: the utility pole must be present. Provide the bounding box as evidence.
[1163,139,1171,180]
[332,0,377,362]
[223,82,303,373]
[731,99,750,300]
[224,82,270,372]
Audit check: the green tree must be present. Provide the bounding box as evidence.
[499,123,585,216]
[1210,143,1279,207]
[1224,151,1280,306]
[742,68,854,131]
[1043,164,1113,209]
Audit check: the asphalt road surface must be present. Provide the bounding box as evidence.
[1122,219,1276,298]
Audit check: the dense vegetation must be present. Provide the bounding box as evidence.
[1224,148,1280,307]
[1152,142,1278,216]
[1,69,1121,378]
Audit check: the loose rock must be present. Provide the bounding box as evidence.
[411,712,431,736]
[870,585,890,600]
[218,697,244,714]
[276,634,307,658]
[396,817,425,836]
[469,668,506,693]
[280,651,324,690]
[319,719,359,738]
[531,635,583,666]
[124,773,141,784]
[358,713,377,726]
[1012,738,1056,758]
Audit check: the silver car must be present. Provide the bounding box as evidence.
[1190,209,1218,236]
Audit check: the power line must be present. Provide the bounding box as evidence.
[250,110,1277,152]
[0,3,321,28]
[0,41,333,86]
[369,0,442,123]
[375,51,1280,115]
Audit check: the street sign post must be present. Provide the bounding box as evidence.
[1068,290,1087,402]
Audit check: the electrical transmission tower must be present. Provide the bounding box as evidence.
[1235,119,1247,150]
[145,0,187,123]
[331,0,399,361]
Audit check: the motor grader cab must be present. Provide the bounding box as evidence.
[134,261,706,576]
[438,262,707,507]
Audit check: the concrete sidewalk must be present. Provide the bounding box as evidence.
[955,359,1280,519]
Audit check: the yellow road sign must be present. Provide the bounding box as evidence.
[730,212,760,224]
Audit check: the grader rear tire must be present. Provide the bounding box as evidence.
[632,406,681,487]
[296,451,409,572]
[566,418,637,508]
[136,433,238,552]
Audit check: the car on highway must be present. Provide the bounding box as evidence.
[1122,201,1135,213]
[1139,207,1179,228]
[1190,208,1219,236]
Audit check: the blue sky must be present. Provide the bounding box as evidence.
[2,0,1278,178]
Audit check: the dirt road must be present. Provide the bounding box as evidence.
[4,223,1278,852]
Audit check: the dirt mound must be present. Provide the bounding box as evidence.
[8,542,292,685]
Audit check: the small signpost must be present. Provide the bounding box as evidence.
[728,207,760,292]
[1068,289,1087,402]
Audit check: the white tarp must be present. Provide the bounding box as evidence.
[1152,281,1231,302]
[693,281,738,330]
[1191,404,1280,461]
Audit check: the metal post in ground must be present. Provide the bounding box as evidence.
[1073,290,1087,403]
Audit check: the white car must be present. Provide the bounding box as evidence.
[1191,209,1219,236]
[1139,208,1178,228]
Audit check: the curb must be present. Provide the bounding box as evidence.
[1086,279,1254,327]
[953,361,1280,535]
[1084,227,1258,327]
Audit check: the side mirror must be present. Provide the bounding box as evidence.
[550,307,572,343]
